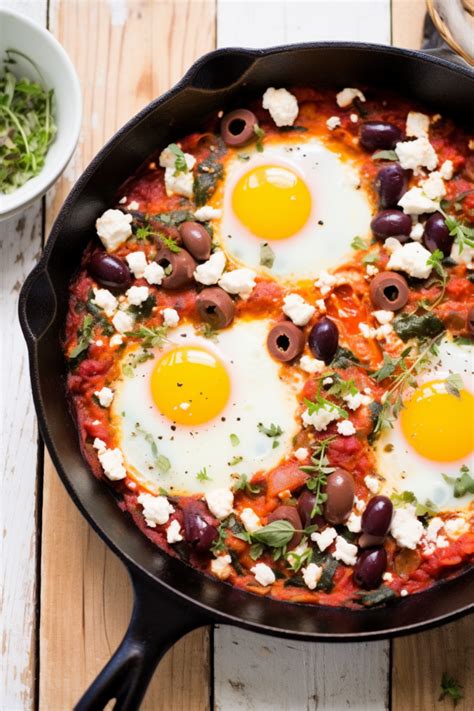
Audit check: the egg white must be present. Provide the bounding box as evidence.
[216,138,372,280]
[374,338,474,512]
[111,319,302,495]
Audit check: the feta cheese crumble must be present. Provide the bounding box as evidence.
[395,136,438,173]
[398,186,439,215]
[126,285,150,306]
[112,310,135,334]
[315,269,338,296]
[406,111,430,138]
[346,512,362,533]
[302,404,340,432]
[144,261,165,285]
[159,145,196,198]
[194,206,222,221]
[387,240,433,279]
[240,507,261,533]
[126,251,147,278]
[364,475,380,494]
[218,268,256,298]
[161,307,180,327]
[302,563,323,590]
[373,310,394,325]
[96,209,133,252]
[205,488,234,519]
[337,420,356,436]
[251,562,276,586]
[282,293,315,326]
[92,288,118,317]
[262,87,299,127]
[420,171,446,200]
[194,251,226,285]
[137,493,174,527]
[390,506,424,549]
[299,355,325,374]
[439,159,454,180]
[410,222,424,241]
[334,536,358,565]
[326,116,341,130]
[166,519,183,544]
[294,447,309,462]
[336,87,366,108]
[311,526,337,552]
[98,447,126,481]
[211,554,233,580]
[94,386,114,408]
[444,517,469,540]
[450,242,474,269]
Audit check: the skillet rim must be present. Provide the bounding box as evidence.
[20,40,474,642]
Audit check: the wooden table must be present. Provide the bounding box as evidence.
[1,1,473,709]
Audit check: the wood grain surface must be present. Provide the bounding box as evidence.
[1,1,472,710]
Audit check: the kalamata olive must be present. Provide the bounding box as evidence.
[369,271,409,311]
[183,508,218,553]
[308,317,339,365]
[358,532,385,549]
[88,252,131,289]
[468,307,474,335]
[297,490,325,529]
[267,505,303,549]
[359,122,402,152]
[221,109,258,147]
[354,547,387,589]
[196,287,235,329]
[371,209,412,242]
[324,468,354,525]
[375,164,407,208]
[159,249,197,290]
[361,495,393,537]
[179,221,212,261]
[267,321,305,362]
[423,212,454,257]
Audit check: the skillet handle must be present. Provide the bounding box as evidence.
[74,569,210,711]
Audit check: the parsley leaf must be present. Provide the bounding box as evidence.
[125,325,169,349]
[439,672,463,706]
[445,373,463,398]
[167,143,188,174]
[196,467,211,482]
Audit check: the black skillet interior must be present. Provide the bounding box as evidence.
[19,43,474,709]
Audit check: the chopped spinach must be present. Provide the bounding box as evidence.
[393,312,445,342]
[127,294,156,319]
[193,159,224,206]
[356,585,397,607]
[331,346,360,369]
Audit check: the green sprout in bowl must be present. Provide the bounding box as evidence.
[0,49,57,194]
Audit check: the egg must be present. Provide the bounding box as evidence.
[214,138,372,280]
[374,338,474,511]
[110,319,302,495]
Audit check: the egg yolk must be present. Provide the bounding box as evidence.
[400,379,474,462]
[150,346,231,425]
[232,164,312,240]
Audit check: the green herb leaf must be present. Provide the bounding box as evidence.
[196,467,212,482]
[445,373,463,398]
[230,433,240,447]
[257,422,283,438]
[167,143,188,174]
[351,236,369,250]
[362,252,379,265]
[444,466,474,498]
[251,520,295,548]
[232,473,262,495]
[445,215,474,254]
[439,672,464,706]
[371,150,398,161]
[160,233,181,253]
[125,325,169,349]
[260,241,275,268]
[330,346,360,369]
[135,425,171,473]
[254,124,265,152]
[317,556,339,592]
[197,322,219,341]
[228,455,243,466]
[69,314,94,361]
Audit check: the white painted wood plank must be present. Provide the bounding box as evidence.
[215,626,389,711]
[214,1,391,709]
[217,0,391,47]
[0,4,47,709]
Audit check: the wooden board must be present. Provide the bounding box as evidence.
[0,2,46,708]
[39,1,215,709]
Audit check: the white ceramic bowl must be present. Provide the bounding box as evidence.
[0,9,82,220]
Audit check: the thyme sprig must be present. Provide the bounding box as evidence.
[300,436,336,517]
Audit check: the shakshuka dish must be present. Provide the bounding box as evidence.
[65,85,474,607]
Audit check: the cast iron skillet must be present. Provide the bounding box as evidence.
[19,43,474,710]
